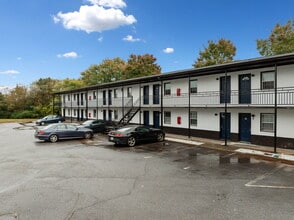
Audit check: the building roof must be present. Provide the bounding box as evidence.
[54,53,294,94]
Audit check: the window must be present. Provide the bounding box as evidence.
[261,71,275,90]
[190,111,197,126]
[67,109,70,115]
[164,83,171,95]
[260,113,274,132]
[93,109,97,118]
[93,91,97,99]
[190,80,197,94]
[114,110,118,120]
[73,94,76,101]
[114,89,118,98]
[164,111,171,124]
[67,95,70,101]
[127,87,132,97]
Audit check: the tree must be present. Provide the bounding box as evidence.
[29,78,58,116]
[5,85,29,113]
[193,38,236,68]
[124,54,161,79]
[54,78,84,92]
[80,58,126,86]
[257,19,294,56]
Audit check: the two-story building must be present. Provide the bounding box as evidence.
[54,53,294,149]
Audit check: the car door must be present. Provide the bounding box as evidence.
[55,124,68,139]
[135,126,151,141]
[65,124,81,138]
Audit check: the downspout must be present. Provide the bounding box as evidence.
[139,83,142,125]
[160,80,163,130]
[70,93,73,123]
[224,70,228,146]
[122,88,124,120]
[188,76,191,138]
[86,90,88,120]
[274,64,278,153]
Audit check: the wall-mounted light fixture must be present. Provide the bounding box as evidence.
[251,114,255,119]
[214,113,218,116]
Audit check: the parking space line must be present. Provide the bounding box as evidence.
[245,165,294,189]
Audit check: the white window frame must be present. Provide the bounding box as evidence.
[164,83,171,96]
[261,71,275,90]
[164,111,171,124]
[260,113,274,132]
[190,80,197,94]
[190,111,197,126]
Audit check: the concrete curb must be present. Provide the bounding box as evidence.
[165,136,294,165]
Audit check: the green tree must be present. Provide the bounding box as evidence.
[124,54,161,79]
[54,78,84,92]
[80,58,126,86]
[193,38,236,68]
[5,85,30,117]
[257,19,294,56]
[0,93,9,118]
[29,78,58,116]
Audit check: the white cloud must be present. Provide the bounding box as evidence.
[57,52,78,58]
[53,2,136,33]
[87,0,126,8]
[98,36,103,42]
[163,48,174,54]
[0,70,20,74]
[17,57,22,60]
[123,35,140,42]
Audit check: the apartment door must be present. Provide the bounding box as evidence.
[103,90,107,105]
[103,110,106,120]
[220,76,231,104]
[108,110,112,121]
[220,112,231,139]
[143,111,149,126]
[108,90,112,105]
[153,84,160,104]
[153,111,160,128]
[81,109,84,121]
[239,113,251,142]
[239,74,251,104]
[143,86,149,105]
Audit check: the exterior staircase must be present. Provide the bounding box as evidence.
[118,98,140,126]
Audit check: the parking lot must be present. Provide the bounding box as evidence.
[0,122,293,220]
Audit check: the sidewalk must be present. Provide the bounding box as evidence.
[165,133,294,165]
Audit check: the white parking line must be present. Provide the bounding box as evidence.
[245,165,294,189]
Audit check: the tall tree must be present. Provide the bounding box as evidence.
[54,78,84,92]
[124,54,161,79]
[257,19,294,56]
[80,58,126,86]
[193,38,236,68]
[29,78,58,115]
[5,85,29,112]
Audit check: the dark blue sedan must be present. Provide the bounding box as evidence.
[35,123,93,142]
[35,115,65,125]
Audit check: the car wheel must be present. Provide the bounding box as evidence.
[49,134,58,143]
[127,136,136,147]
[157,133,165,142]
[84,132,93,139]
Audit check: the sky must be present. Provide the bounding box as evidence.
[0,0,293,92]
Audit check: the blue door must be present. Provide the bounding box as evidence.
[143,86,149,105]
[220,76,231,104]
[153,84,160,104]
[220,112,231,139]
[239,74,251,104]
[239,113,251,142]
[153,111,160,128]
[143,111,149,126]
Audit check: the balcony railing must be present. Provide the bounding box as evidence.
[60,87,294,108]
[163,87,294,107]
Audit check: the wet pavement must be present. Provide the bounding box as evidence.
[0,123,293,220]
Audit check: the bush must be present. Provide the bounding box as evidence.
[11,110,38,119]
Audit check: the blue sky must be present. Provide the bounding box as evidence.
[0,0,293,91]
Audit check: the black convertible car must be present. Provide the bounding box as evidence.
[108,125,165,147]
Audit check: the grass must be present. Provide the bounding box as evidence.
[0,119,35,124]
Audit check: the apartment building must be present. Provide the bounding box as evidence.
[54,53,294,149]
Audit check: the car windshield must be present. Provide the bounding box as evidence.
[82,120,94,125]
[117,126,135,133]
